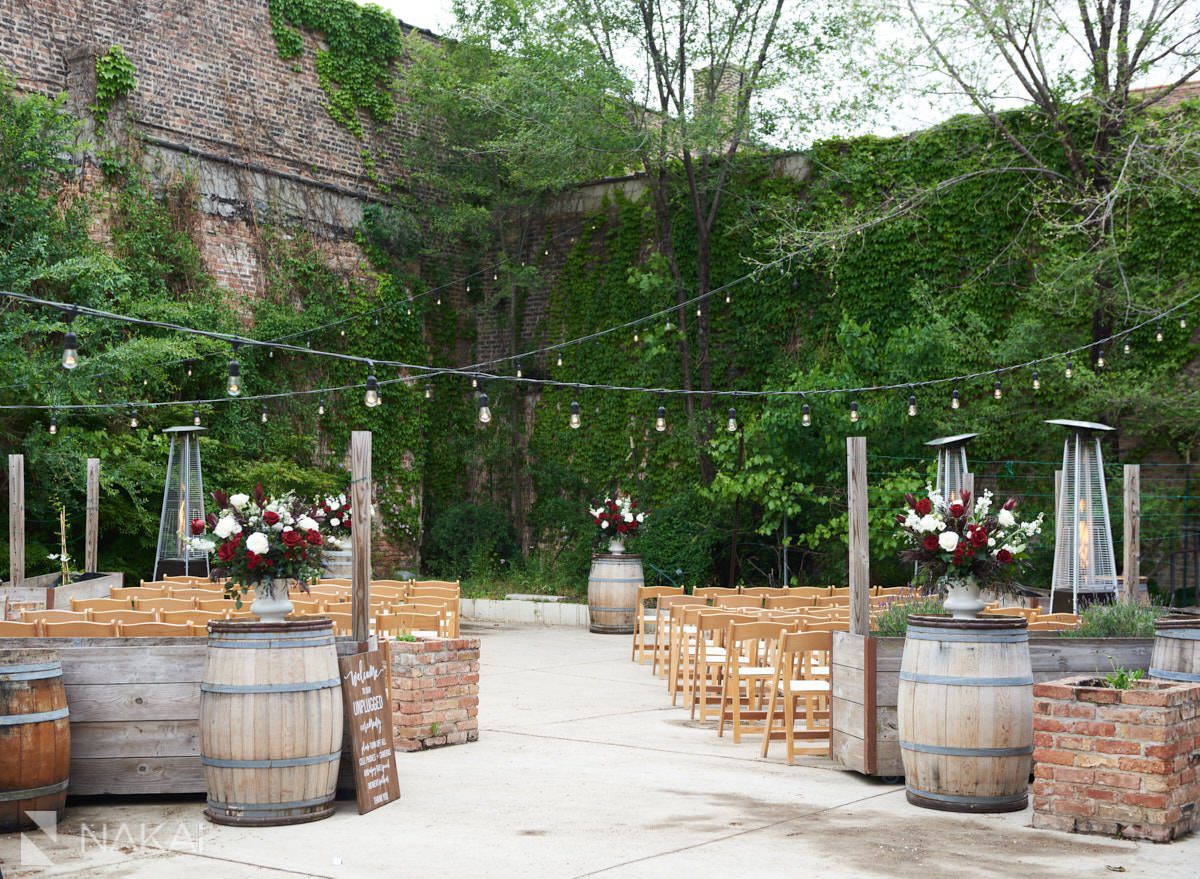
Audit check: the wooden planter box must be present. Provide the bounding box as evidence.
[832,633,1154,778]
[5,635,363,796]
[2,572,125,613]
[1032,675,1200,841]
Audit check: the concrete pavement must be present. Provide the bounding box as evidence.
[1,624,1196,878]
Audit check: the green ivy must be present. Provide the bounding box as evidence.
[93,45,136,125]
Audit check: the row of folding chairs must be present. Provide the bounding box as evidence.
[0,618,215,637]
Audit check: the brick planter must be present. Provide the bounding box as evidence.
[1032,675,1200,841]
[386,637,480,752]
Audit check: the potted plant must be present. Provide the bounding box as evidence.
[585,493,649,634]
[189,486,326,622]
[896,487,1044,618]
[588,493,646,555]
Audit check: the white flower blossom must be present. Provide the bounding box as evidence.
[245,532,269,555]
[188,538,216,553]
[296,516,319,532]
[600,520,609,530]
[330,517,340,528]
[635,512,645,523]
[938,531,959,552]
[213,515,242,539]
[229,493,250,510]
[998,508,1015,528]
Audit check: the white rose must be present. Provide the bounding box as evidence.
[213,516,242,539]
[635,512,645,523]
[917,514,944,534]
[229,493,250,510]
[623,512,634,523]
[189,538,216,553]
[245,532,270,555]
[938,531,959,552]
[330,517,340,528]
[601,520,609,530]
[988,538,996,547]
[998,508,1015,528]
[297,516,318,532]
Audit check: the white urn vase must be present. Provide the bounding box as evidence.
[607,538,626,555]
[940,574,985,620]
[251,578,293,623]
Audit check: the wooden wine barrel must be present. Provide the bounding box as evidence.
[1150,614,1200,683]
[587,554,644,634]
[200,619,343,826]
[323,548,353,578]
[898,615,1033,813]
[0,649,70,832]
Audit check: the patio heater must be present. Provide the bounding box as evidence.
[1047,420,1119,613]
[152,426,209,580]
[925,433,977,501]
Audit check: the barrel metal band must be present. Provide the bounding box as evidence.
[1148,667,1200,682]
[201,751,340,769]
[906,785,1027,806]
[0,779,69,802]
[0,662,61,675]
[0,668,64,682]
[208,793,334,812]
[207,637,335,650]
[899,672,1033,687]
[900,740,1033,758]
[589,606,636,613]
[588,579,644,584]
[200,678,339,694]
[1156,630,1200,641]
[0,707,69,725]
[905,627,1028,643]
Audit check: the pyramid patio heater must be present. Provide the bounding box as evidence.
[152,426,210,580]
[1048,419,1119,613]
[926,433,977,501]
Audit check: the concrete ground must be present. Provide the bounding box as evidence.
[2,624,1197,878]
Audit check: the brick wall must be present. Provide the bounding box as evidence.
[386,636,480,751]
[1032,674,1200,841]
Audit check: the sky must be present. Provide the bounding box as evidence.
[375,0,456,35]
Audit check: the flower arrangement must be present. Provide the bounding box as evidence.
[190,486,325,605]
[588,493,647,544]
[896,487,1043,593]
[312,492,353,549]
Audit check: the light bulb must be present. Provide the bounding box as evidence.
[192,408,201,426]
[424,385,432,400]
[951,388,960,410]
[633,330,639,343]
[1032,370,1041,391]
[339,329,345,338]
[993,379,1002,400]
[907,395,917,417]
[493,272,498,281]
[726,407,737,433]
[849,401,859,423]
[318,401,326,416]
[655,406,667,432]
[466,284,470,292]
[143,378,148,386]
[436,296,442,306]
[62,330,78,369]
[696,305,702,317]
[49,412,57,435]
[268,349,274,359]
[569,401,581,430]
[1181,315,1188,329]
[544,248,549,256]
[516,365,523,378]
[261,406,268,424]
[185,360,193,378]
[1096,350,1106,369]
[478,394,492,424]
[365,373,381,408]
[556,353,563,367]
[129,409,138,429]
[664,319,673,332]
[226,358,241,396]
[801,403,811,427]
[725,292,731,304]
[471,376,478,389]
[1156,325,1164,342]
[1065,360,1073,379]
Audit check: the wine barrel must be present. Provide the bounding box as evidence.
[323,548,353,579]
[898,615,1033,813]
[200,619,343,826]
[1150,614,1200,683]
[587,554,644,634]
[0,649,70,832]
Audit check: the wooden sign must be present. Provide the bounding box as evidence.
[338,650,400,814]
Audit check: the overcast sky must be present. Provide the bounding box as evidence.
[375,0,456,35]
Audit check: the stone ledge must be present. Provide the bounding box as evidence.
[462,597,588,628]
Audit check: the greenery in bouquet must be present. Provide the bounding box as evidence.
[313,492,353,549]
[190,485,326,606]
[587,493,647,547]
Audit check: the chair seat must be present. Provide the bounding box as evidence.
[809,665,830,677]
[737,666,774,676]
[781,679,831,693]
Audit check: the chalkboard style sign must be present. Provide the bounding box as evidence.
[338,650,401,814]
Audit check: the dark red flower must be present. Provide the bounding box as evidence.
[1003,498,1017,510]
[281,530,303,548]
[922,534,939,552]
[217,542,237,563]
[996,549,1013,564]
[896,513,908,526]
[915,497,933,516]
[306,530,322,546]
[262,510,280,526]
[191,518,206,535]
[904,492,918,510]
[970,527,988,548]
[948,502,964,518]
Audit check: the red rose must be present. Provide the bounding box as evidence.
[263,510,280,526]
[217,541,236,563]
[915,497,933,516]
[191,518,206,535]
[282,530,303,548]
[997,549,1013,564]
[245,550,260,570]
[970,528,988,548]
[306,530,322,546]
[922,534,939,552]
[1003,498,1017,511]
[948,502,964,518]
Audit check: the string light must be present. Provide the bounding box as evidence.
[1123,340,1131,355]
[1032,370,1041,391]
[364,366,381,408]
[49,410,57,434]
[569,401,581,430]
[424,384,432,400]
[470,375,479,389]
[726,407,738,432]
[993,377,1002,400]
[1096,349,1106,369]
[633,330,639,343]
[907,394,917,417]
[317,399,326,417]
[226,344,241,396]
[268,349,274,360]
[655,405,667,432]
[556,353,563,367]
[339,329,345,338]
[1065,359,1074,379]
[1156,324,1164,342]
[1181,315,1188,329]
[478,393,492,424]
[664,319,673,332]
[849,401,859,423]
[950,387,960,409]
[185,360,194,378]
[192,408,201,426]
[801,402,811,427]
[515,363,523,379]
[696,305,702,317]
[260,405,268,424]
[61,309,78,369]
[436,296,442,306]
[724,292,731,304]
[128,407,138,429]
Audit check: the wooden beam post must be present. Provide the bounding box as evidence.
[1123,464,1142,605]
[8,454,24,587]
[85,458,100,573]
[847,437,870,636]
[350,431,372,642]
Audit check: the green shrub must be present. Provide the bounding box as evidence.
[422,501,517,580]
[633,488,724,587]
[1062,602,1166,639]
[870,596,944,637]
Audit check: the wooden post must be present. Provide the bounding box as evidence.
[85,458,100,573]
[1123,464,1142,605]
[350,431,372,642]
[847,437,870,636]
[8,454,24,587]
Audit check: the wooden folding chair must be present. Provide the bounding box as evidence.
[738,587,779,597]
[719,620,792,742]
[316,578,352,586]
[368,584,407,600]
[694,587,738,603]
[0,620,39,636]
[72,597,133,613]
[714,594,764,610]
[135,597,196,612]
[137,580,179,590]
[688,611,756,722]
[196,598,240,613]
[765,595,814,609]
[650,595,705,677]
[23,609,91,625]
[289,599,324,615]
[403,601,455,637]
[323,600,353,615]
[159,609,227,627]
[984,606,1037,620]
[404,595,459,636]
[803,619,850,633]
[631,585,683,664]
[111,585,166,600]
[116,621,197,637]
[323,612,354,635]
[376,611,441,639]
[91,609,158,625]
[787,586,831,597]
[763,631,833,763]
[669,604,714,705]
[410,579,460,591]
[166,587,224,600]
[370,579,412,591]
[41,620,117,637]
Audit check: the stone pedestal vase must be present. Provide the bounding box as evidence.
[250,578,293,623]
[940,573,985,620]
[607,538,626,555]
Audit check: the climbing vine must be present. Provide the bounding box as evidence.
[93,45,136,125]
